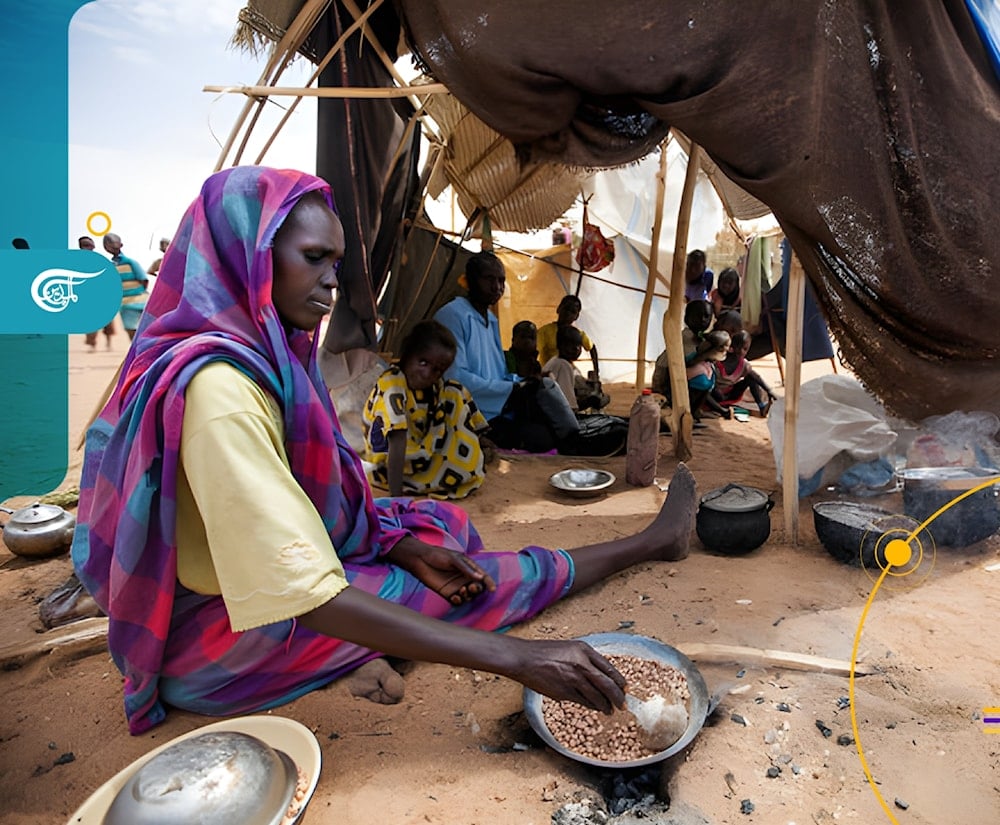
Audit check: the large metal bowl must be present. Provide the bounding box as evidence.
[103,731,297,825]
[549,468,616,498]
[67,716,320,825]
[523,632,711,769]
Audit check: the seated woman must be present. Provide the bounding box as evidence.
[72,166,698,735]
[363,319,491,500]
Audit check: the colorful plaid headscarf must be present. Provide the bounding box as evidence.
[72,166,391,734]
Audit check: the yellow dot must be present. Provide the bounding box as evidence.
[884,538,912,567]
[85,211,112,236]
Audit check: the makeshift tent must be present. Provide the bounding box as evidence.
[389,0,1000,422]
[218,1,999,537]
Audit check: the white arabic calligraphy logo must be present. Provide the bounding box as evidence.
[30,269,104,313]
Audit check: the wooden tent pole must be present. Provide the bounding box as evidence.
[781,252,807,542]
[666,142,702,463]
[636,143,668,390]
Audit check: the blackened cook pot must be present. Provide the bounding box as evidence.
[897,466,1000,548]
[696,483,774,555]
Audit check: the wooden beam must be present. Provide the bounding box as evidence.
[204,83,449,99]
[666,142,702,463]
[635,142,669,390]
[0,618,109,669]
[678,641,875,677]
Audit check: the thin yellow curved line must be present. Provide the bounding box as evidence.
[851,474,999,821]
[850,563,899,824]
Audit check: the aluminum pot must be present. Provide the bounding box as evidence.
[523,632,712,769]
[696,483,774,555]
[897,466,1000,547]
[0,503,76,558]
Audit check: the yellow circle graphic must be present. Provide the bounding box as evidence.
[85,211,112,236]
[883,537,911,567]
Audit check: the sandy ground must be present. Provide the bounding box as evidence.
[2,337,999,825]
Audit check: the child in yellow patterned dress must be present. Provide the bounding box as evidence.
[363,320,491,499]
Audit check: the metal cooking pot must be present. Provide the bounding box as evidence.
[897,466,1000,548]
[696,483,774,556]
[0,503,76,559]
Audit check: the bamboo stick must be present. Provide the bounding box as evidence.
[782,253,807,542]
[666,142,702,463]
[635,142,669,390]
[75,358,123,451]
[252,0,386,164]
[212,0,333,171]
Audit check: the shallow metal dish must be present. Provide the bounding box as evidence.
[549,468,616,497]
[523,632,710,769]
[66,716,320,825]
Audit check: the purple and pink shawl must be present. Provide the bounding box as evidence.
[73,167,572,734]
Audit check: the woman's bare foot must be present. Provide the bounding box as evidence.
[644,462,697,561]
[345,658,405,704]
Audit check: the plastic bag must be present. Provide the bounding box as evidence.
[906,410,1000,469]
[768,375,898,496]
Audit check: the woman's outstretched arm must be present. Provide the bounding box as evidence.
[299,586,626,713]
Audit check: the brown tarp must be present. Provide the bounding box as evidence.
[396,0,1000,420]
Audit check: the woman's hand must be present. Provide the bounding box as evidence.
[386,537,497,606]
[301,590,625,713]
[504,637,627,713]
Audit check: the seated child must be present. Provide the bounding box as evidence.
[504,320,542,378]
[686,330,731,420]
[713,308,744,338]
[651,299,714,402]
[537,294,601,380]
[363,320,491,500]
[712,330,777,417]
[710,267,742,317]
[543,325,610,411]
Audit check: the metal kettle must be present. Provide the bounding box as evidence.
[0,502,76,559]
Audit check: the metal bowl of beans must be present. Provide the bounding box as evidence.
[523,632,711,769]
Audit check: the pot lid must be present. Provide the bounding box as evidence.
[8,503,68,525]
[700,484,770,512]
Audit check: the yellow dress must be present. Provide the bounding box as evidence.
[363,366,488,499]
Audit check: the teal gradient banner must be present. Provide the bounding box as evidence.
[0,2,86,501]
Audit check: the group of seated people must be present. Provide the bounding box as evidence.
[360,247,777,502]
[361,251,623,501]
[653,252,776,423]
